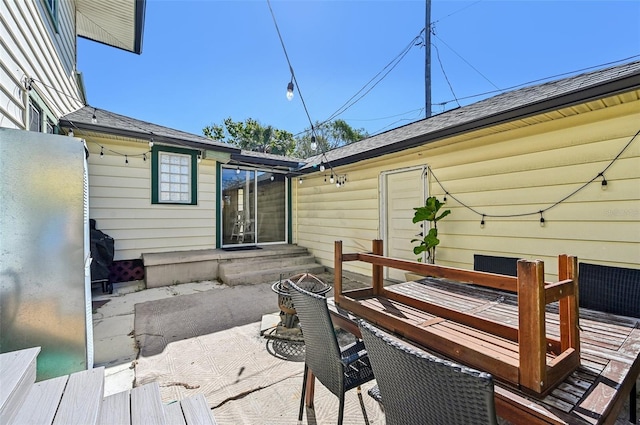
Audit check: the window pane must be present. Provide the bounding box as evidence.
[158,152,191,203]
[29,101,41,132]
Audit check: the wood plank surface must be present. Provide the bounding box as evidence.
[12,375,68,424]
[0,347,40,424]
[130,382,167,425]
[181,394,217,425]
[52,367,104,425]
[164,401,187,425]
[98,389,131,425]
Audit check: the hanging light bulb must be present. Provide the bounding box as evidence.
[539,211,545,227]
[143,153,147,162]
[270,174,275,181]
[91,108,97,124]
[330,174,334,184]
[100,146,104,158]
[197,154,202,163]
[299,177,303,184]
[125,155,129,165]
[236,167,240,174]
[68,129,74,137]
[599,173,608,190]
[310,136,317,151]
[286,81,294,101]
[480,214,485,228]
[319,163,325,172]
[149,139,154,148]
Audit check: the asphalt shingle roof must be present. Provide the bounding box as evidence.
[302,60,640,170]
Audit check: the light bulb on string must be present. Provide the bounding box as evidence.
[480,215,485,228]
[319,164,325,172]
[68,129,74,137]
[91,108,97,124]
[539,211,545,227]
[286,81,294,101]
[236,167,240,175]
[197,154,202,163]
[599,173,608,190]
[143,153,147,162]
[149,139,154,148]
[330,174,334,184]
[310,136,317,151]
[299,177,303,184]
[125,155,129,165]
[100,146,104,158]
[270,175,275,181]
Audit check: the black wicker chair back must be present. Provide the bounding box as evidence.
[473,254,519,277]
[289,280,374,425]
[359,319,498,425]
[578,263,640,318]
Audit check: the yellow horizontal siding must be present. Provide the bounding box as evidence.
[87,141,217,260]
[295,97,640,279]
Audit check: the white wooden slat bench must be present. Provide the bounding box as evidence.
[1,347,217,425]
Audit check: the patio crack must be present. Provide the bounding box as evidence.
[211,371,302,409]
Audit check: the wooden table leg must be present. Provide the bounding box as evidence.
[305,369,315,408]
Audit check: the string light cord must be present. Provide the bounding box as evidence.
[432,41,460,108]
[267,0,348,184]
[429,128,639,221]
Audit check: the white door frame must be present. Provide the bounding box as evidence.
[379,165,429,279]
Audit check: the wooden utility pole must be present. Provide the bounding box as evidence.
[425,0,432,118]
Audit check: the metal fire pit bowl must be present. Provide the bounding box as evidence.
[271,273,331,328]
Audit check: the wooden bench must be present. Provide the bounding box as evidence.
[333,239,581,396]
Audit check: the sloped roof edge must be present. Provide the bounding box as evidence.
[59,106,239,154]
[300,61,640,172]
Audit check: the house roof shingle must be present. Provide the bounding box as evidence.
[301,60,640,171]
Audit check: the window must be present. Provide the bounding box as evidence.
[151,146,198,205]
[42,0,59,31]
[29,100,42,132]
[28,96,56,133]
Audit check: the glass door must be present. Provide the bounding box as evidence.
[221,167,287,247]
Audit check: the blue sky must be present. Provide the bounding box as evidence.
[78,1,640,139]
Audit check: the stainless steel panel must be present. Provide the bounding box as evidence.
[1,128,89,380]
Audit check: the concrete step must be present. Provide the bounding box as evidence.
[219,254,319,277]
[222,262,326,286]
[0,347,39,424]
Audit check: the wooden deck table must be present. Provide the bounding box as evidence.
[322,242,640,425]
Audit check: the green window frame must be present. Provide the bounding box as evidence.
[151,145,198,205]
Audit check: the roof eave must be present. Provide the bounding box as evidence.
[301,71,640,173]
[58,120,240,154]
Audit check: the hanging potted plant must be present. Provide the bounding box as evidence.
[411,196,451,264]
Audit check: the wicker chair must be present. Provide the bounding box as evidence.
[289,280,374,425]
[578,262,639,423]
[358,319,498,425]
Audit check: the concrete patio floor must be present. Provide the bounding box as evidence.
[91,275,638,425]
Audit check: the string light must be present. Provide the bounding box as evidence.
[286,80,294,101]
[299,177,303,184]
[91,108,97,124]
[68,129,74,137]
[236,167,240,174]
[100,146,104,158]
[319,163,325,172]
[143,153,147,162]
[149,139,154,147]
[424,128,638,228]
[330,174,334,184]
[310,136,317,151]
[125,155,129,165]
[480,215,485,228]
[599,172,608,189]
[197,154,202,163]
[270,174,275,181]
